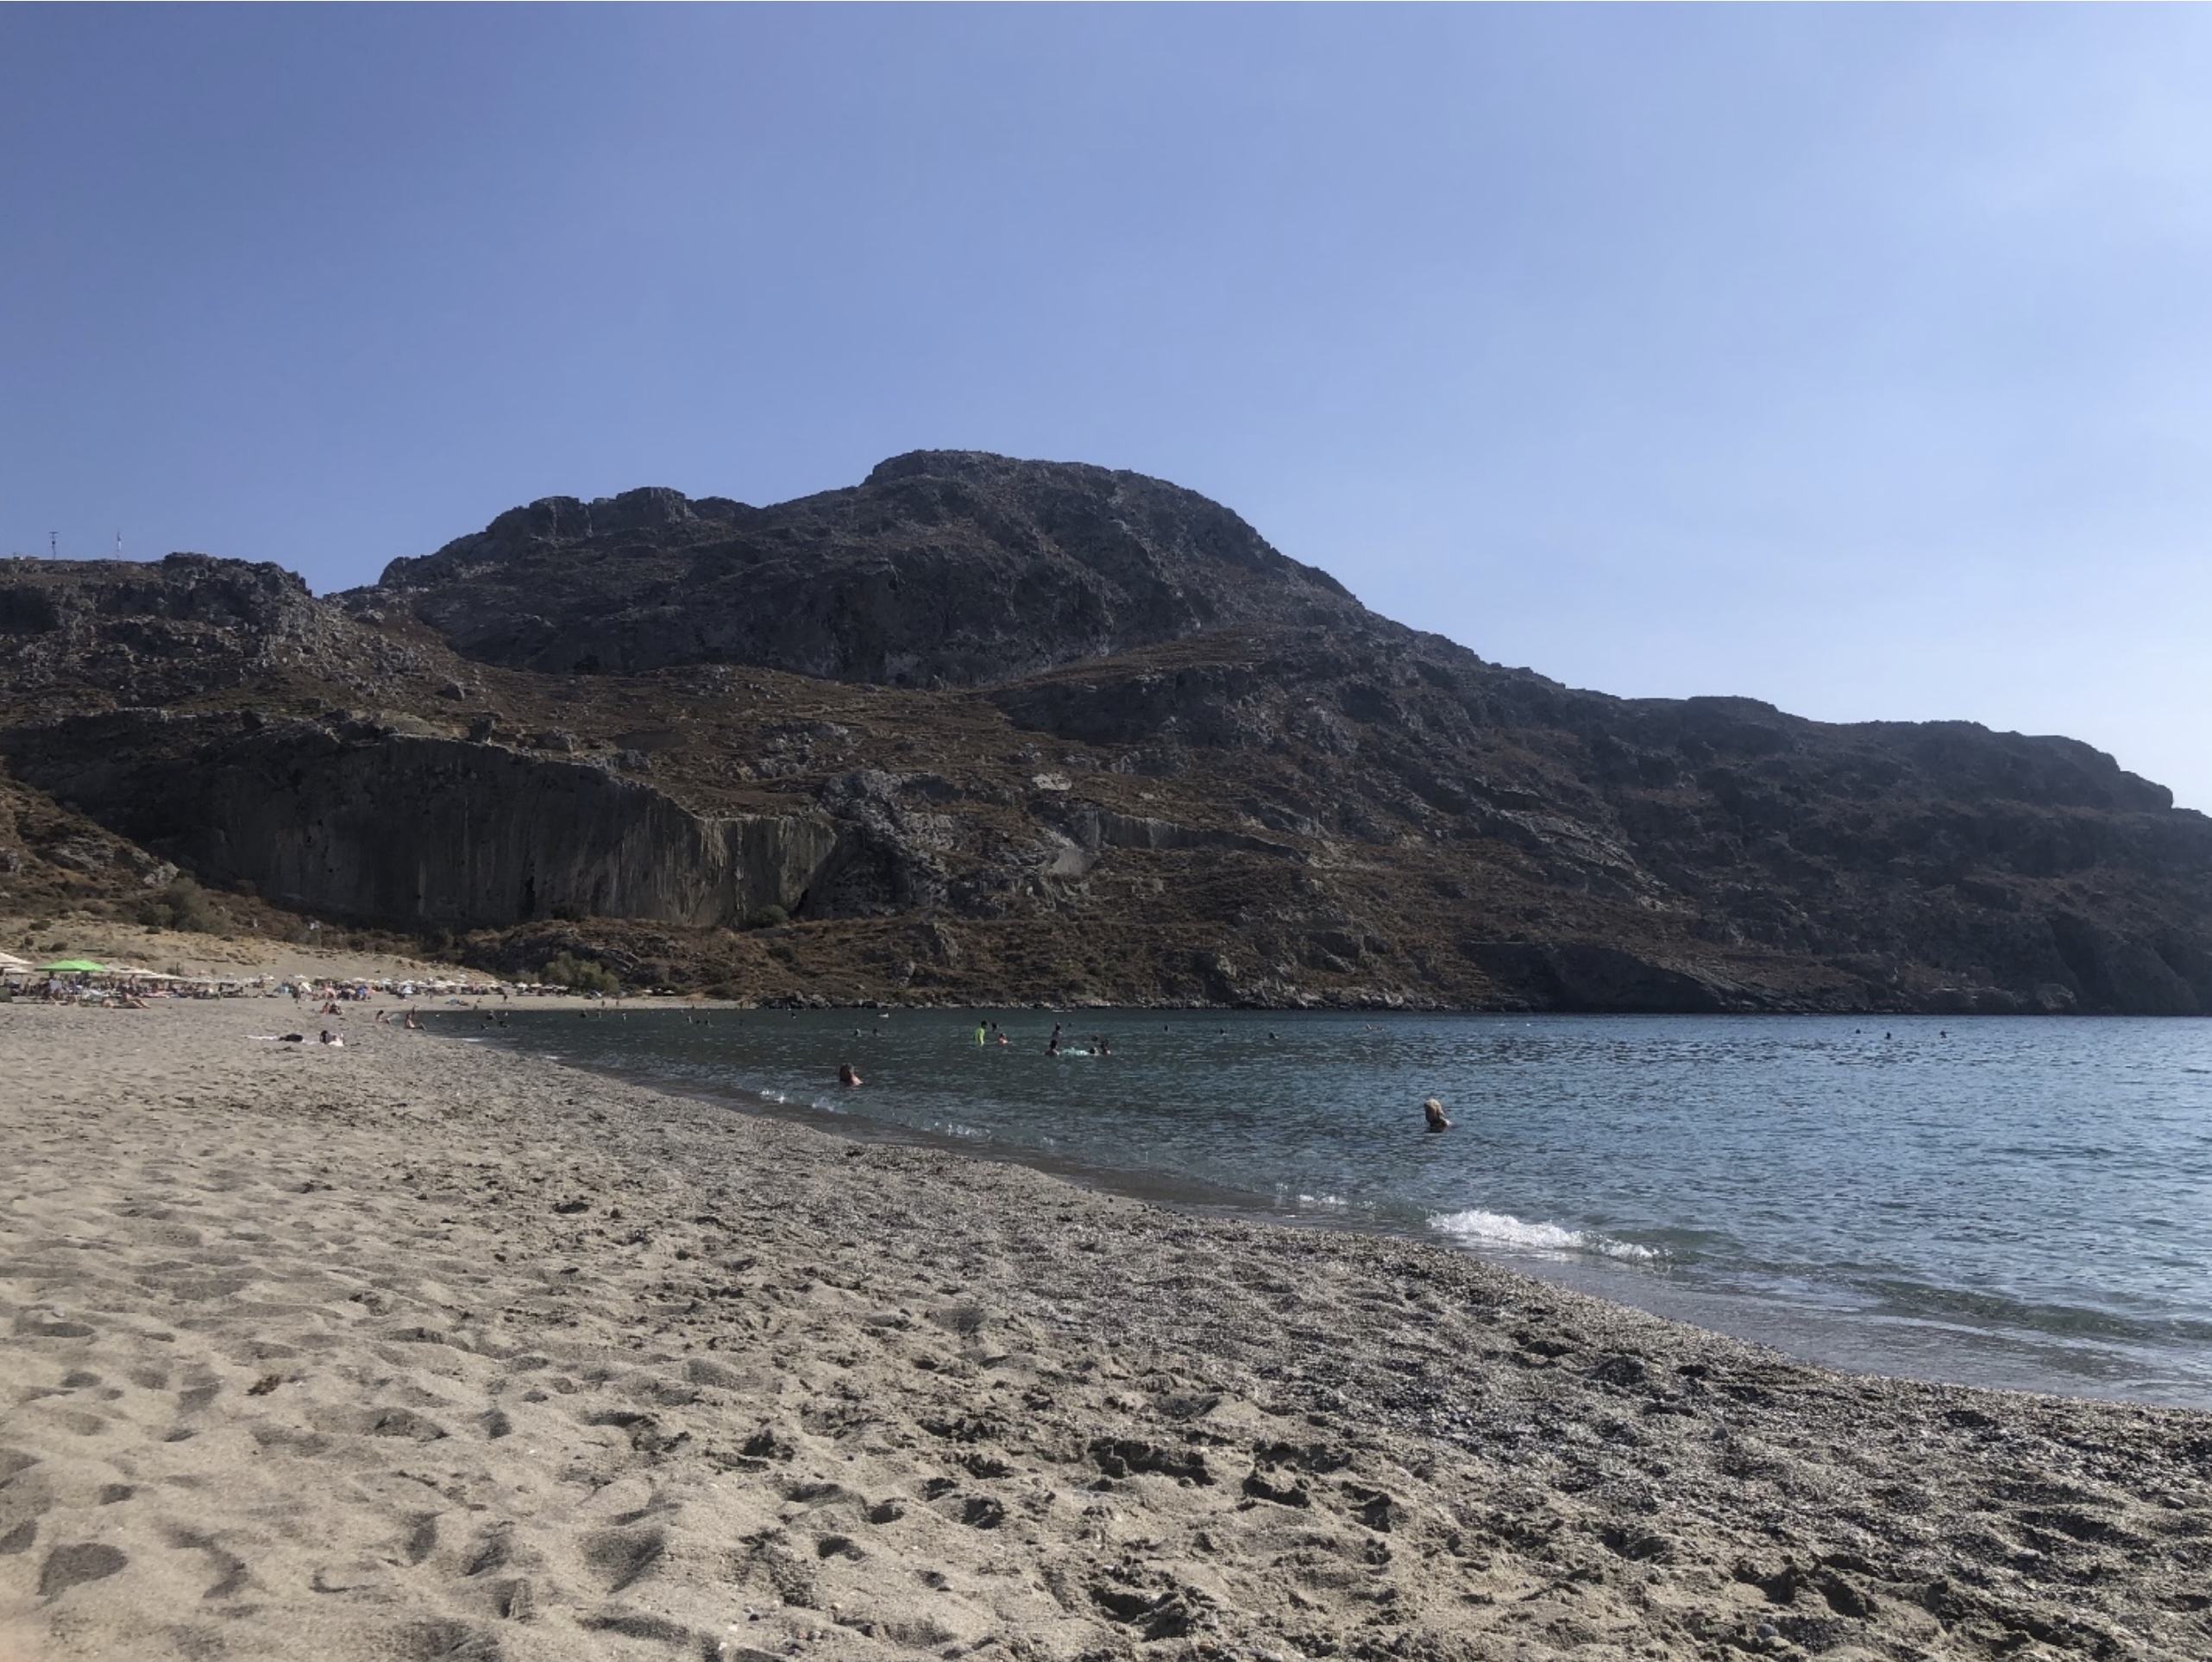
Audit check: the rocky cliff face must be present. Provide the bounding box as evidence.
[1,554,338,702]
[5,711,841,932]
[362,451,1360,685]
[3,453,2209,1014]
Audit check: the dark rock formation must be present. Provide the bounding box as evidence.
[1455,941,1741,1014]
[6,711,840,931]
[362,452,1358,685]
[0,554,339,702]
[3,451,2209,1014]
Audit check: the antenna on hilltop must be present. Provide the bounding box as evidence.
[116,531,123,557]
[50,532,57,558]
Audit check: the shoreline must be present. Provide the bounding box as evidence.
[4,994,2209,1660]
[441,1005,2212,1415]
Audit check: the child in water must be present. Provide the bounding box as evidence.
[839,1062,863,1086]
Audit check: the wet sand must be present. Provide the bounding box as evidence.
[3,993,2208,1661]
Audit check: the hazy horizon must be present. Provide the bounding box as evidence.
[5,7,2208,807]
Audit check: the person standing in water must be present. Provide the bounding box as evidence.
[1423,1097,1452,1133]
[975,1019,988,1046]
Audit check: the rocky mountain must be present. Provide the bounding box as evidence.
[3,450,2208,1014]
[369,451,1360,685]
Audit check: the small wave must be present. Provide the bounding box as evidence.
[1430,1207,1659,1262]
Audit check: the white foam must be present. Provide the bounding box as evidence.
[1429,1207,1659,1262]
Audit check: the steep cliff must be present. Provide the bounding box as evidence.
[4,711,840,932]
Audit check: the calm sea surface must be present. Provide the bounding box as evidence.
[441,1007,2212,1408]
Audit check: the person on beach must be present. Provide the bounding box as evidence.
[838,1062,863,1086]
[1423,1097,1451,1133]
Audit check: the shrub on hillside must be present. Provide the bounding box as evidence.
[139,877,220,935]
[542,951,620,996]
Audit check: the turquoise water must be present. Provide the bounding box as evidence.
[445,1007,2212,1408]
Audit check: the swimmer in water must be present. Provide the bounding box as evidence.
[839,1062,863,1086]
[1423,1097,1451,1133]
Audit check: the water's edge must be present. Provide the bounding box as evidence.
[428,1010,2212,1409]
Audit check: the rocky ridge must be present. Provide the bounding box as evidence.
[2,452,2208,1013]
[370,451,1361,686]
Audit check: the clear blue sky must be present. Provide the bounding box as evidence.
[5,6,2209,807]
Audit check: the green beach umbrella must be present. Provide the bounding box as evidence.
[35,959,108,973]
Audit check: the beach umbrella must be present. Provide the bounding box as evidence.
[0,951,28,969]
[35,959,107,973]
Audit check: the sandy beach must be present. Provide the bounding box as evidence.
[3,992,2208,1662]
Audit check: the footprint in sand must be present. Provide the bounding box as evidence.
[37,1541,128,1598]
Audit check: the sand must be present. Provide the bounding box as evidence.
[0,917,456,988]
[2,993,2208,1662]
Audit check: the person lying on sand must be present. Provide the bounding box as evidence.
[1423,1097,1452,1133]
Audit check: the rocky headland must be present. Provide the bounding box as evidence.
[3,450,2208,1013]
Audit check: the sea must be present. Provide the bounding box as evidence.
[438,1006,2212,1410]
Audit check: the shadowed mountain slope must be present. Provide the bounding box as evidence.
[366,450,1359,685]
[3,453,2208,1014]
